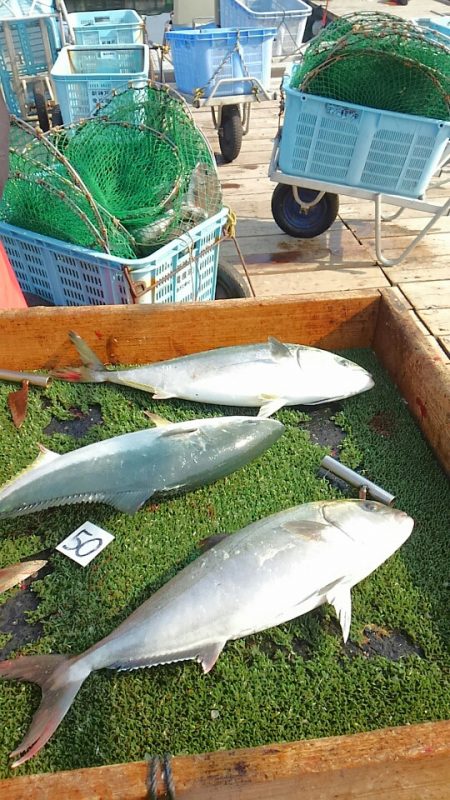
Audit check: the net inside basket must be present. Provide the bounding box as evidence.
[1,83,223,258]
[291,12,450,120]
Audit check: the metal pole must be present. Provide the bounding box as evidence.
[0,370,51,388]
[321,455,396,506]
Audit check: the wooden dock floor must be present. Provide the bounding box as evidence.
[192,96,450,371]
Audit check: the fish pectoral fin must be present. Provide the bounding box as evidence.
[258,395,285,418]
[326,584,352,643]
[110,491,151,515]
[36,444,61,464]
[268,337,293,361]
[152,389,176,400]
[281,520,329,541]
[199,641,226,674]
[144,411,173,427]
[159,426,199,438]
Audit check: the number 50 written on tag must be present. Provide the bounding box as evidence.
[56,522,114,566]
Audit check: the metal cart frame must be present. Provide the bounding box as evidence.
[269,131,450,268]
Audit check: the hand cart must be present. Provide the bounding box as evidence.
[162,25,278,162]
[268,74,450,268]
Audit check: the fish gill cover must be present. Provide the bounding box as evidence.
[1,84,222,258]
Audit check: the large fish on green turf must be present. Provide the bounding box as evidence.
[0,498,413,766]
[52,332,374,418]
[0,415,283,519]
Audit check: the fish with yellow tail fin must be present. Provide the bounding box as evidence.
[52,332,374,418]
[0,415,283,519]
[0,499,413,766]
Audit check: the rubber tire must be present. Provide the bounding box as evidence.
[218,105,243,163]
[32,82,50,132]
[271,183,339,238]
[51,104,63,127]
[215,262,251,299]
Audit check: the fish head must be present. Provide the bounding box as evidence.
[206,415,285,452]
[321,499,414,581]
[293,347,374,402]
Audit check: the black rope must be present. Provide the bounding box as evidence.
[147,753,176,799]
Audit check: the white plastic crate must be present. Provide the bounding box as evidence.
[0,208,228,306]
[69,9,145,46]
[51,44,149,124]
[279,78,450,199]
[219,0,311,56]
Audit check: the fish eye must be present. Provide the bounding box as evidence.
[363,500,380,512]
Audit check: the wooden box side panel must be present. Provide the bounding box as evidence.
[0,293,380,371]
[1,720,449,799]
[374,289,450,474]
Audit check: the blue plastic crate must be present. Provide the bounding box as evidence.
[0,13,61,115]
[414,16,450,43]
[279,78,450,199]
[51,44,150,124]
[165,26,276,97]
[0,209,228,306]
[219,0,311,56]
[69,9,145,46]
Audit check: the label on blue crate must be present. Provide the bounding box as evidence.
[325,103,360,122]
[56,521,114,566]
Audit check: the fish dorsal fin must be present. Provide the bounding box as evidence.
[326,583,352,643]
[281,520,329,541]
[268,337,293,361]
[198,533,229,553]
[144,411,173,427]
[0,445,60,494]
[68,331,105,372]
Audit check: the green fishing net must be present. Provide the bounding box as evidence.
[291,12,450,120]
[0,83,223,258]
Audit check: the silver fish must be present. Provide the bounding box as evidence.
[52,333,374,418]
[0,414,283,519]
[0,499,413,766]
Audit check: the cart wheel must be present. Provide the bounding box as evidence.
[218,105,243,163]
[271,184,339,238]
[51,104,63,127]
[32,81,50,132]
[215,263,251,299]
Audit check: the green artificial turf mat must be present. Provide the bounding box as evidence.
[0,348,448,777]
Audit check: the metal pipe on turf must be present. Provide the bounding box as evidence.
[321,455,396,506]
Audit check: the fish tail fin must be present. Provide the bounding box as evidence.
[0,653,90,766]
[51,331,108,383]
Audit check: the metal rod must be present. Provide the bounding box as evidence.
[0,370,51,388]
[321,456,396,506]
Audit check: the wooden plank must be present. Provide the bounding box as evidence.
[1,721,449,800]
[220,229,369,261]
[439,336,450,358]
[399,281,450,310]
[0,294,381,371]
[382,261,450,285]
[374,288,450,474]
[416,308,450,337]
[346,215,450,239]
[246,267,389,297]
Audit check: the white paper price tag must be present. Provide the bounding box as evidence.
[56,522,114,567]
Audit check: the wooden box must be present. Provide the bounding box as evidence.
[0,287,448,799]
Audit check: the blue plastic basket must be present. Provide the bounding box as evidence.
[0,208,228,306]
[414,16,450,43]
[279,78,450,199]
[69,9,145,46]
[51,44,149,124]
[165,26,276,97]
[0,13,61,115]
[219,0,311,56]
